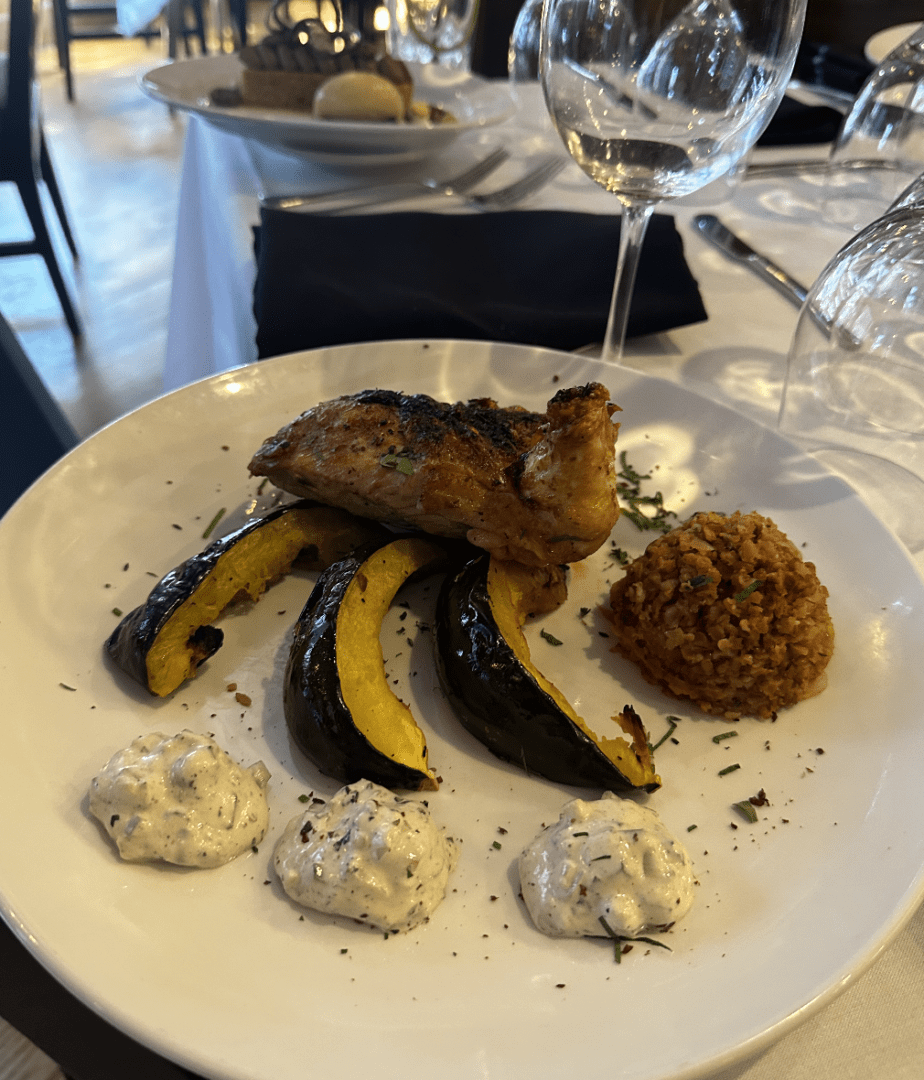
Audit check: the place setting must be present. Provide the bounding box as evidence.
[139,0,515,165]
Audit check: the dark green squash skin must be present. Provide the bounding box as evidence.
[105,499,348,694]
[284,539,458,791]
[434,555,661,794]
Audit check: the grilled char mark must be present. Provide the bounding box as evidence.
[351,389,546,458]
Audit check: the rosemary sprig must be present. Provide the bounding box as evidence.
[202,506,227,539]
[734,580,762,602]
[598,916,673,963]
[649,717,679,753]
[617,452,678,534]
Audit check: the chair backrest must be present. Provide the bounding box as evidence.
[1,0,37,153]
[471,0,524,78]
[0,307,79,515]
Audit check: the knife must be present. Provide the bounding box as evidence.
[693,214,810,309]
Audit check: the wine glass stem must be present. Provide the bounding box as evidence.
[601,199,656,364]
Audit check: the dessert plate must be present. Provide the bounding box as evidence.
[140,55,514,166]
[865,22,922,63]
[2,340,924,1080]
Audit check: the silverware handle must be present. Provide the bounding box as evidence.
[262,182,422,213]
[747,256,809,307]
[693,214,809,311]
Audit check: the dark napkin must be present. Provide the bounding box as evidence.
[758,95,846,147]
[758,41,875,147]
[253,209,706,359]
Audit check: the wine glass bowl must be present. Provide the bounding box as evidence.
[778,205,924,550]
[539,0,807,362]
[823,24,924,232]
[387,0,480,69]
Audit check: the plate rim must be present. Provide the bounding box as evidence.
[864,21,922,63]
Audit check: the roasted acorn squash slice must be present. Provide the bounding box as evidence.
[106,500,387,697]
[284,535,457,792]
[435,554,661,793]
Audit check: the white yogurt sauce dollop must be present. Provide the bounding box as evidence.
[89,731,270,868]
[519,791,695,938]
[274,779,458,933]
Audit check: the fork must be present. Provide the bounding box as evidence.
[465,156,567,210]
[262,147,510,214]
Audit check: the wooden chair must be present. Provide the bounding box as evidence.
[0,307,78,515]
[0,0,82,339]
[471,0,524,77]
[51,0,209,102]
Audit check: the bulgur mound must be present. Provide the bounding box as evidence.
[605,511,833,720]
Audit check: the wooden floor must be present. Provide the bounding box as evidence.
[1,30,188,441]
[1,27,189,1080]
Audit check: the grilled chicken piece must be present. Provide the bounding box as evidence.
[248,384,621,567]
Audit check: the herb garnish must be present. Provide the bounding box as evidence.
[733,800,759,823]
[202,507,227,539]
[712,731,738,744]
[598,916,672,963]
[734,580,763,602]
[380,451,415,476]
[540,629,563,646]
[718,763,741,776]
[650,717,679,753]
[682,574,713,591]
[616,452,678,534]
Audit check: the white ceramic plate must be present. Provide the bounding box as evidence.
[3,340,924,1080]
[865,22,922,63]
[139,55,513,166]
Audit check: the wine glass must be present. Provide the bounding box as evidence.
[388,0,480,69]
[539,0,807,363]
[823,24,924,233]
[778,205,924,551]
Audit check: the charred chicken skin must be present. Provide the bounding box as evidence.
[247,383,621,567]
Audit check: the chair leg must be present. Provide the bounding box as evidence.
[17,175,83,340]
[191,0,208,54]
[228,0,247,46]
[50,0,75,102]
[39,134,79,260]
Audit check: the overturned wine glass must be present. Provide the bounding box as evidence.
[823,24,924,232]
[778,204,924,551]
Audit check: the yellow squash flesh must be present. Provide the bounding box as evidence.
[487,560,658,790]
[336,537,447,788]
[148,507,379,696]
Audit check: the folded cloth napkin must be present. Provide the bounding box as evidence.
[253,209,706,360]
[793,40,874,97]
[757,41,875,147]
[758,96,846,147]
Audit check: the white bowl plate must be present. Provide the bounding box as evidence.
[140,56,514,166]
[865,22,922,63]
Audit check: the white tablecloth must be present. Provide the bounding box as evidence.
[163,85,847,423]
[162,85,924,1079]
